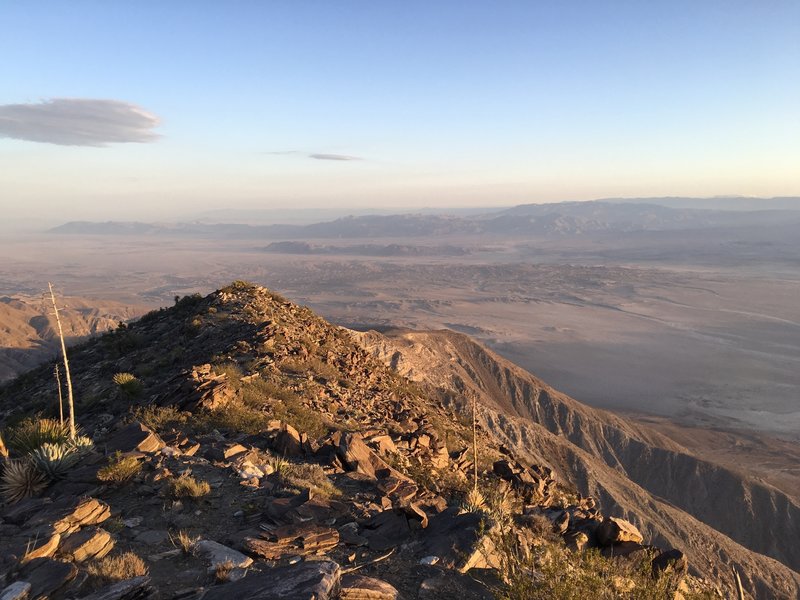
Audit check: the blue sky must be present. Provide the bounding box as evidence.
[1,1,798,219]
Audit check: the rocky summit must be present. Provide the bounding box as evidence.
[0,282,796,599]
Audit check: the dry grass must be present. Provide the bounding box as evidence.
[97,452,141,484]
[168,473,211,499]
[86,551,148,582]
[215,559,235,583]
[170,529,199,554]
[280,462,339,499]
[132,405,187,431]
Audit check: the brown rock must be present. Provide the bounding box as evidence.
[596,517,644,547]
[105,423,164,454]
[20,528,61,563]
[340,574,400,599]
[244,523,339,560]
[274,423,303,457]
[59,527,115,562]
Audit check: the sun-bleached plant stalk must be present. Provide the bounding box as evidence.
[733,567,745,600]
[54,364,64,425]
[472,395,479,493]
[48,282,76,439]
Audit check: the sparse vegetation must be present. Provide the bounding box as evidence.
[170,529,199,554]
[97,452,142,484]
[215,559,235,582]
[0,459,48,503]
[133,405,188,431]
[86,551,148,582]
[279,462,340,499]
[5,418,70,455]
[113,372,143,397]
[29,442,80,479]
[168,473,211,499]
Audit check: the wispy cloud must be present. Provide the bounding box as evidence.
[0,98,160,146]
[309,153,362,161]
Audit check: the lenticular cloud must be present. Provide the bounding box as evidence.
[0,98,160,146]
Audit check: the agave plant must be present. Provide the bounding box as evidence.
[68,435,95,454]
[6,418,71,455]
[113,372,143,397]
[461,487,488,514]
[1,459,48,503]
[29,442,80,479]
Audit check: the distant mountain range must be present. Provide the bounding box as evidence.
[50,197,800,239]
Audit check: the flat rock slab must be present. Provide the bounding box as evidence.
[195,539,253,571]
[105,423,164,454]
[340,574,400,599]
[0,582,31,600]
[199,560,341,600]
[77,576,153,600]
[19,557,78,599]
[59,527,114,562]
[420,508,498,573]
[244,524,339,560]
[417,569,494,600]
[25,496,111,535]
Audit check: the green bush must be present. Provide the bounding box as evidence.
[97,452,142,484]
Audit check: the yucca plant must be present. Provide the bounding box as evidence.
[113,372,143,397]
[461,486,488,514]
[1,459,48,503]
[6,418,71,455]
[29,442,80,479]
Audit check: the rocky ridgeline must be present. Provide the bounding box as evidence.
[0,283,706,599]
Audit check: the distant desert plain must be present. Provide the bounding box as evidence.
[1,200,799,498]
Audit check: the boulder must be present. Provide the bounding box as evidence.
[420,508,499,573]
[273,424,303,457]
[362,510,411,552]
[198,560,340,599]
[340,574,400,599]
[195,540,253,572]
[105,423,164,454]
[652,549,688,577]
[596,517,644,547]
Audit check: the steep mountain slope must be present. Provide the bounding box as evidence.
[0,283,796,599]
[0,295,143,382]
[356,329,800,599]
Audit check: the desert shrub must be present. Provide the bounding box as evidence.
[491,534,674,600]
[269,396,329,440]
[6,418,70,455]
[279,462,339,499]
[1,459,48,503]
[133,405,187,431]
[241,377,298,407]
[113,372,143,397]
[193,402,271,435]
[169,473,211,499]
[87,551,148,582]
[97,452,141,484]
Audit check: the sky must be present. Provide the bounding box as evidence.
[1,1,799,221]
